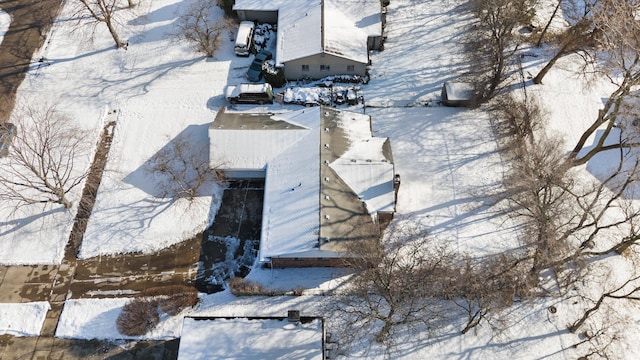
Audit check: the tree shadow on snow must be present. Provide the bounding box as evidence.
[122,123,213,198]
[0,205,66,238]
[584,128,640,200]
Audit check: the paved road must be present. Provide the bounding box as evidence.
[0,0,63,122]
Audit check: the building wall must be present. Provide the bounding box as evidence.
[222,169,266,179]
[236,9,279,23]
[270,257,353,268]
[284,54,367,80]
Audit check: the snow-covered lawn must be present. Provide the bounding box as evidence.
[366,0,473,105]
[56,298,184,340]
[0,8,91,265]
[2,1,236,262]
[55,292,326,340]
[0,302,50,337]
[367,107,514,255]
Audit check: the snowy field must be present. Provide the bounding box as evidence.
[1,0,640,358]
[0,302,50,337]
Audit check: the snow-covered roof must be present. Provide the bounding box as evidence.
[443,81,475,101]
[329,111,395,213]
[323,0,369,63]
[209,108,309,171]
[178,317,324,360]
[260,108,323,261]
[210,106,395,263]
[234,0,380,65]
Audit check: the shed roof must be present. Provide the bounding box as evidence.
[443,81,475,101]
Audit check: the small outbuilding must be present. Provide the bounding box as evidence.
[441,81,475,107]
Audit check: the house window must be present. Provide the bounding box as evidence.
[301,65,309,72]
[347,65,355,72]
[320,65,330,71]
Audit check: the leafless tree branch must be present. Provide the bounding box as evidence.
[0,101,91,210]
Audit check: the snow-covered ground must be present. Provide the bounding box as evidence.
[1,0,640,358]
[0,10,9,44]
[56,298,184,340]
[0,302,50,337]
[55,293,326,340]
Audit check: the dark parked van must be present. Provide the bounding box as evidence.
[225,83,274,105]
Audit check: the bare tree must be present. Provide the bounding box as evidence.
[504,134,577,277]
[532,0,603,84]
[491,94,544,150]
[174,0,234,57]
[465,0,536,102]
[535,0,564,47]
[534,13,601,83]
[451,254,534,334]
[72,0,129,48]
[332,225,455,347]
[565,0,640,165]
[145,134,223,201]
[493,92,640,293]
[0,102,91,209]
[569,272,640,332]
[566,259,640,358]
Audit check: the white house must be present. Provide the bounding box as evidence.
[209,106,396,267]
[233,0,384,80]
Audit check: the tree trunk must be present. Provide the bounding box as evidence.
[533,55,559,85]
[569,294,606,332]
[536,0,562,47]
[566,109,608,164]
[461,307,485,334]
[376,308,395,342]
[533,39,574,85]
[105,18,126,48]
[61,196,73,209]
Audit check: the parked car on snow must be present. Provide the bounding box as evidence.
[234,21,255,57]
[246,49,273,82]
[333,90,347,105]
[0,122,16,157]
[346,89,359,105]
[226,83,274,105]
